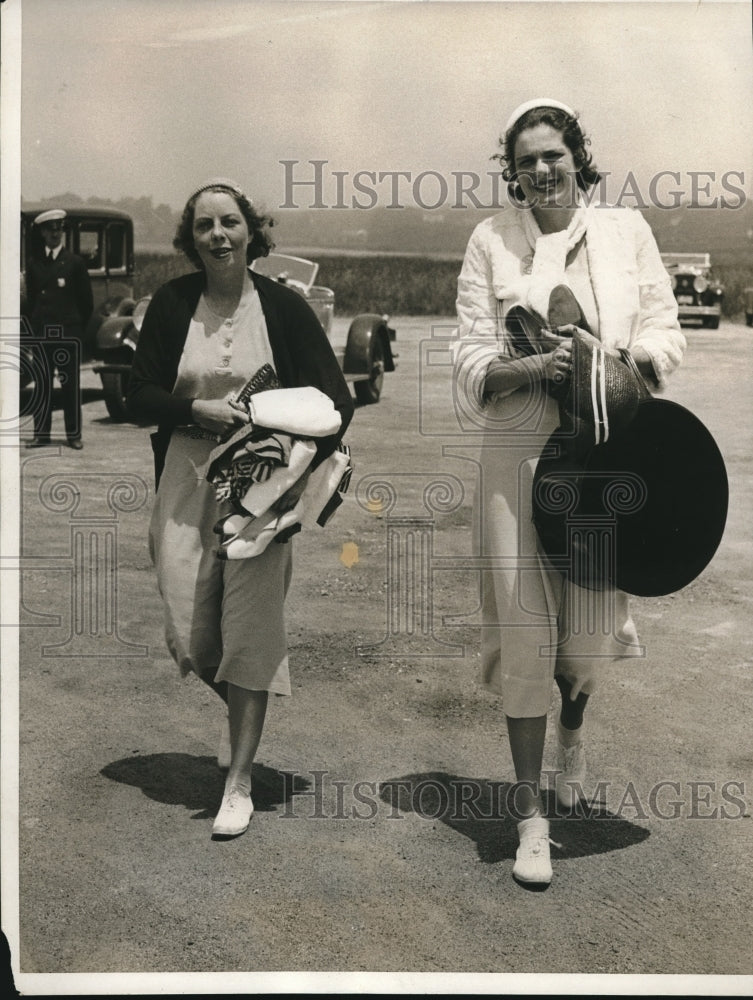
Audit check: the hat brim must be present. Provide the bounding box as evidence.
[533,398,728,596]
[34,209,67,226]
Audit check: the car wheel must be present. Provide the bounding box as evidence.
[746,313,753,328]
[354,334,385,405]
[702,316,720,330]
[101,372,130,421]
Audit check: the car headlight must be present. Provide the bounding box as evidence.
[669,274,677,290]
[694,275,708,293]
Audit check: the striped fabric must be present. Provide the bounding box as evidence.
[561,331,642,455]
[590,345,609,446]
[211,433,290,503]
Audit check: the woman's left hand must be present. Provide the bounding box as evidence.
[543,324,600,351]
[547,324,622,359]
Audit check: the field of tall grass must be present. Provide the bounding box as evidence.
[134,251,753,320]
[712,263,753,319]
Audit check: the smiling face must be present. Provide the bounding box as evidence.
[513,123,579,212]
[191,190,250,275]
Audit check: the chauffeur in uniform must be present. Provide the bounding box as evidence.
[24,208,93,449]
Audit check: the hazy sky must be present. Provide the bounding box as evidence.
[13,0,753,213]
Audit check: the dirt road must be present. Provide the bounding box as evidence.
[6,317,753,993]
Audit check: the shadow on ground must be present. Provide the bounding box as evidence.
[380,770,650,863]
[101,753,312,820]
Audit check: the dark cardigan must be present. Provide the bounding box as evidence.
[127,269,354,486]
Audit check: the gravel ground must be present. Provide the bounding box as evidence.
[3,316,753,996]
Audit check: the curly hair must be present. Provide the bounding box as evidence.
[492,106,601,195]
[173,184,275,269]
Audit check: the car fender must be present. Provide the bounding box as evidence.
[109,295,137,318]
[95,313,139,355]
[343,314,396,375]
[86,294,136,339]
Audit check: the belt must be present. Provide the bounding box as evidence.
[174,425,222,442]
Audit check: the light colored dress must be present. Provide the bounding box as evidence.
[453,204,686,718]
[149,287,293,695]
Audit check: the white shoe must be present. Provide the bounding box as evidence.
[217,716,231,771]
[212,786,253,838]
[555,738,587,809]
[512,815,553,885]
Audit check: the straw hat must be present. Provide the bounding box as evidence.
[532,334,728,596]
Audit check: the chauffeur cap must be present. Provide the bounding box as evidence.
[33,208,67,226]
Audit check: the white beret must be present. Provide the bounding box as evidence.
[505,98,576,134]
[34,208,67,226]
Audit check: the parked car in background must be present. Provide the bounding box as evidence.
[745,286,753,327]
[660,252,724,329]
[252,253,396,404]
[115,252,398,421]
[20,205,138,418]
[21,216,396,420]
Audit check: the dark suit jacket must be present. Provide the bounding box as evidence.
[127,269,354,487]
[25,247,94,336]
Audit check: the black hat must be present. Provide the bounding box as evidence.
[557,328,642,457]
[506,290,643,449]
[532,343,728,597]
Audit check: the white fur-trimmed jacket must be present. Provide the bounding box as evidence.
[452,204,686,412]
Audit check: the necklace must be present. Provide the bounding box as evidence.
[203,292,241,319]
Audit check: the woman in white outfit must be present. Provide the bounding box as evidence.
[452,100,685,885]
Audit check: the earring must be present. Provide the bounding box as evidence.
[507,180,531,207]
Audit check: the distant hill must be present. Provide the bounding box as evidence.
[23,192,753,265]
[274,202,753,265]
[643,204,753,266]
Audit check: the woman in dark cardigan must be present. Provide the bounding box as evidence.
[128,178,353,839]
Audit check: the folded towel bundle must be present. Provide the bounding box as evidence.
[203,365,352,559]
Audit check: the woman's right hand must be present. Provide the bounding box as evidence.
[190,398,250,437]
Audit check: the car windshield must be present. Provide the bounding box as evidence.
[252,253,319,291]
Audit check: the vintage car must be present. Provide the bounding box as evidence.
[252,253,396,404]
[21,210,396,418]
[20,204,138,418]
[113,252,397,420]
[660,252,724,329]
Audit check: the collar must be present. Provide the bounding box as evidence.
[521,196,593,322]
